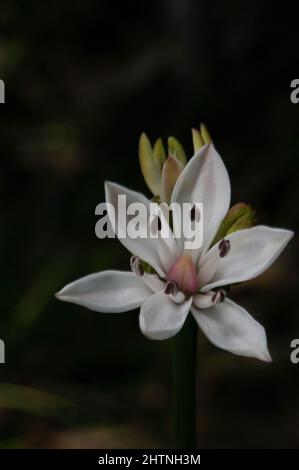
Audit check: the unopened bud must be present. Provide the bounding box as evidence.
[153,138,166,169]
[168,136,187,165]
[226,211,256,235]
[192,128,204,152]
[139,133,162,197]
[200,123,212,144]
[213,203,256,244]
[191,123,212,153]
[161,156,184,203]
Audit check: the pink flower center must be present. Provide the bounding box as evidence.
[166,255,199,295]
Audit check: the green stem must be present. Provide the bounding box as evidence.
[172,314,197,448]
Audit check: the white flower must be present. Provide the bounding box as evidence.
[56,144,293,362]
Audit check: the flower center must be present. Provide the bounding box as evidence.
[166,255,198,295]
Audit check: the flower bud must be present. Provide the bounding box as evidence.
[200,123,212,144]
[139,133,187,201]
[161,156,184,203]
[213,203,256,244]
[226,211,256,235]
[139,133,162,197]
[191,123,212,153]
[168,136,187,165]
[153,138,166,169]
[192,128,204,152]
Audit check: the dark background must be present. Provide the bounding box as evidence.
[0,0,299,448]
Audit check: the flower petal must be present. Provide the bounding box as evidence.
[201,226,294,292]
[56,270,151,313]
[139,291,192,340]
[171,144,231,257]
[142,273,165,292]
[105,182,178,276]
[191,298,271,361]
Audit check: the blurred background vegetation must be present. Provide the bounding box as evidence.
[0,0,298,448]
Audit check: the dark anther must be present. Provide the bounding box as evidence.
[130,255,144,277]
[218,239,231,257]
[212,288,226,304]
[164,280,179,296]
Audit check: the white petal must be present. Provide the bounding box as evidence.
[169,291,186,304]
[191,298,272,361]
[56,270,151,313]
[171,144,231,257]
[197,256,217,288]
[139,291,192,340]
[105,182,178,276]
[201,226,294,292]
[142,273,165,292]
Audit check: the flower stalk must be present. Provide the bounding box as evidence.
[172,314,197,448]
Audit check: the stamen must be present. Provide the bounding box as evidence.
[218,239,231,257]
[164,280,179,296]
[211,288,226,304]
[130,256,144,277]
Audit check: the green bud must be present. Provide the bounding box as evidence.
[212,203,256,244]
[168,136,187,165]
[226,210,256,235]
[191,128,205,153]
[200,123,212,144]
[153,138,166,169]
[191,123,212,153]
[139,133,162,197]
[161,156,184,203]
